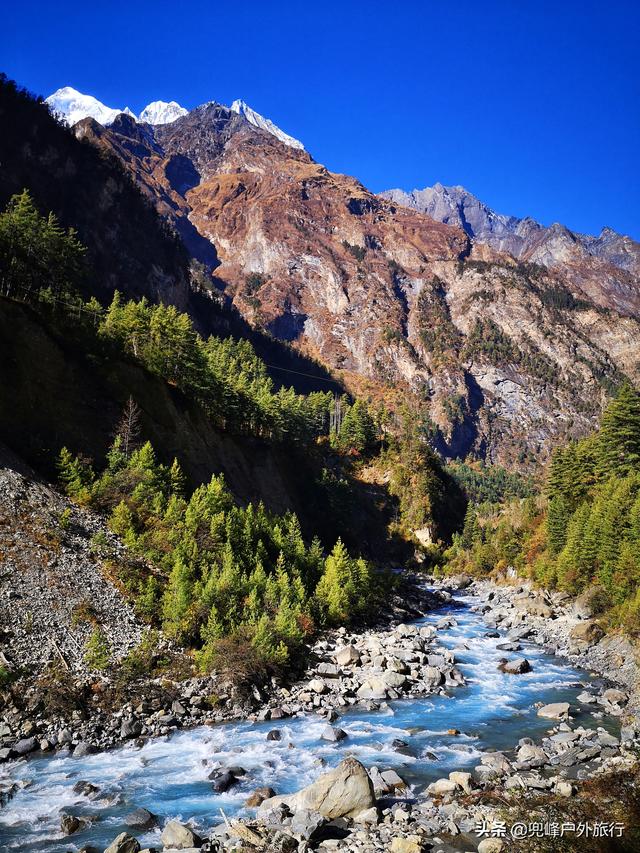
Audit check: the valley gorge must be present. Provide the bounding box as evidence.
[1,68,640,853]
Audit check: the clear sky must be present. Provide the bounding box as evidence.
[3,0,639,239]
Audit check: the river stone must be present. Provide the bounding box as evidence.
[353,806,379,824]
[570,621,604,648]
[449,771,473,793]
[316,662,340,678]
[267,729,282,741]
[161,819,202,849]
[290,808,326,840]
[390,837,426,853]
[368,766,392,795]
[335,645,361,666]
[258,757,375,819]
[395,623,419,637]
[246,786,276,807]
[356,678,388,699]
[124,807,157,829]
[577,691,597,704]
[517,744,547,766]
[515,593,555,618]
[12,737,36,755]
[386,656,409,674]
[120,719,142,739]
[538,702,571,720]
[499,658,531,674]
[308,679,327,694]
[427,778,457,795]
[73,742,98,757]
[321,725,347,742]
[380,769,407,790]
[478,840,504,853]
[73,780,100,798]
[602,688,627,705]
[60,814,84,835]
[104,834,141,853]
[211,771,237,793]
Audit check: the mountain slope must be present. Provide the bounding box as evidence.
[382,184,640,318]
[0,76,190,305]
[68,100,640,466]
[230,99,305,149]
[25,80,640,467]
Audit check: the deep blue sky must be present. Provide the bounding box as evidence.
[3,1,639,238]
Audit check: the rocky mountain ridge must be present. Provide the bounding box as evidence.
[45,85,304,148]
[382,183,640,318]
[68,98,640,466]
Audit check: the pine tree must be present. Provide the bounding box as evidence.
[461,505,480,549]
[547,495,570,555]
[84,627,111,670]
[108,500,137,547]
[56,447,93,501]
[597,382,640,476]
[162,556,194,641]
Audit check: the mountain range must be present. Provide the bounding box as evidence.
[381,184,640,317]
[11,82,640,467]
[45,86,304,147]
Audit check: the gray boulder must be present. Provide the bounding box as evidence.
[73,742,98,757]
[120,719,143,739]
[124,807,157,829]
[335,645,361,666]
[537,702,571,720]
[12,737,36,755]
[499,658,531,674]
[290,808,326,840]
[160,819,202,849]
[104,834,141,853]
[321,726,347,742]
[259,757,375,819]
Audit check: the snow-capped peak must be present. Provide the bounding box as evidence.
[45,87,133,127]
[230,99,304,150]
[139,100,188,125]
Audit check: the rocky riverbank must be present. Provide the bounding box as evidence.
[0,460,453,764]
[25,573,640,853]
[178,576,638,853]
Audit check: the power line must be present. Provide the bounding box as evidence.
[263,362,342,386]
[3,288,345,389]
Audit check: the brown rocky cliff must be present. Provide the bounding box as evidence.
[75,106,640,467]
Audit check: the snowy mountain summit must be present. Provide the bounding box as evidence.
[138,100,188,125]
[45,88,304,149]
[45,87,187,127]
[230,99,304,150]
[45,87,135,126]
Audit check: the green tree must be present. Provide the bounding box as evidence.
[84,627,111,670]
[597,382,640,477]
[0,190,85,300]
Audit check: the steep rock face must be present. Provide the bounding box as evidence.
[72,104,640,465]
[382,184,640,318]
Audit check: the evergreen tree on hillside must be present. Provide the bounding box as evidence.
[461,505,481,549]
[597,382,640,476]
[0,190,85,299]
[546,495,570,555]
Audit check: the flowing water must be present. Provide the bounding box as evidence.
[0,593,619,852]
